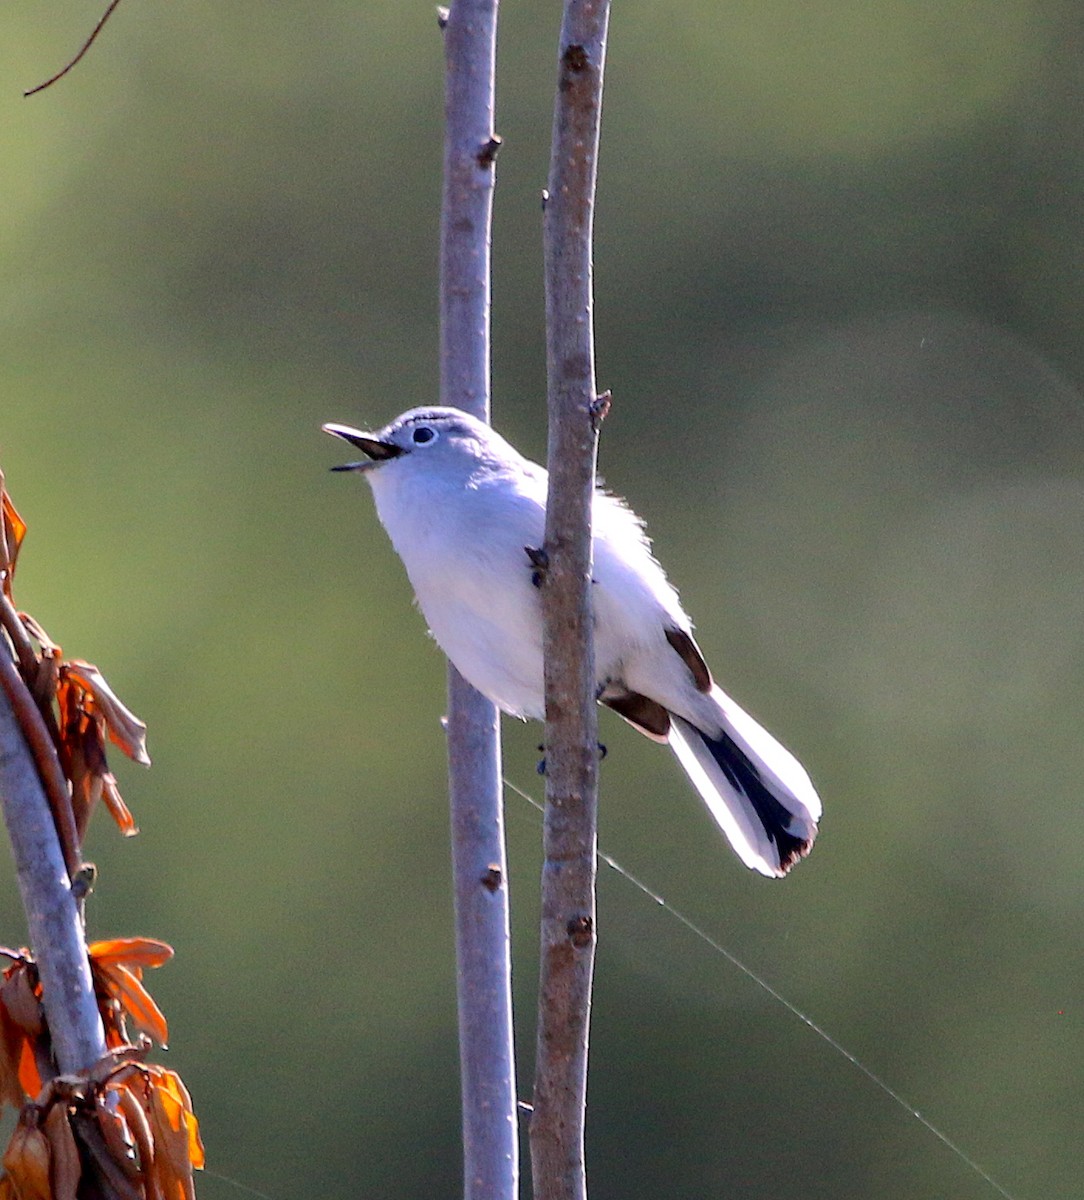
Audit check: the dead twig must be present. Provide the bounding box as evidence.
[24,0,126,97]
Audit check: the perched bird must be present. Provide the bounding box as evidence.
[324,407,821,877]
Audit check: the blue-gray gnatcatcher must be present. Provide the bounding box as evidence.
[324,407,821,877]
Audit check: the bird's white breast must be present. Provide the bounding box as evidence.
[365,452,698,723]
[368,459,550,717]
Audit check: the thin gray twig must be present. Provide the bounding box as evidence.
[439,4,519,1199]
[531,3,611,1198]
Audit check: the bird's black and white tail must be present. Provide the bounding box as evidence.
[668,685,821,878]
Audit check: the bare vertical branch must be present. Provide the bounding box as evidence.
[531,3,610,1199]
[0,664,106,1075]
[439,4,519,1199]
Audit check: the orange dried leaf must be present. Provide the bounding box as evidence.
[2,1116,51,1200]
[93,964,169,1047]
[43,1103,80,1200]
[64,662,150,767]
[0,487,27,596]
[148,1081,198,1200]
[15,1040,42,1101]
[153,1071,203,1171]
[101,776,139,837]
[90,940,173,973]
[151,1161,186,1200]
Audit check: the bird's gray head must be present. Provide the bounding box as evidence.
[322,407,508,477]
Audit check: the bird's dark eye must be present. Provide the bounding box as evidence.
[412,426,437,445]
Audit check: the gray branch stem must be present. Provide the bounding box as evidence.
[439,4,519,1199]
[0,652,106,1075]
[531,3,611,1199]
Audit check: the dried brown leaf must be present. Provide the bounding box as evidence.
[2,1115,51,1200]
[93,1095,140,1181]
[65,736,101,841]
[0,1011,27,1109]
[101,776,139,838]
[0,973,41,1108]
[116,1084,164,1200]
[99,1005,130,1051]
[0,972,42,1038]
[43,1103,80,1200]
[55,662,147,839]
[29,651,59,717]
[15,615,58,661]
[63,663,150,767]
[92,964,169,1048]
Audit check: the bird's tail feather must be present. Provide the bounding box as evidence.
[669,686,820,878]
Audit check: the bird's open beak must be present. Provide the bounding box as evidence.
[322,423,404,472]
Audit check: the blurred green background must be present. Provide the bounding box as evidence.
[2,2,1083,1197]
